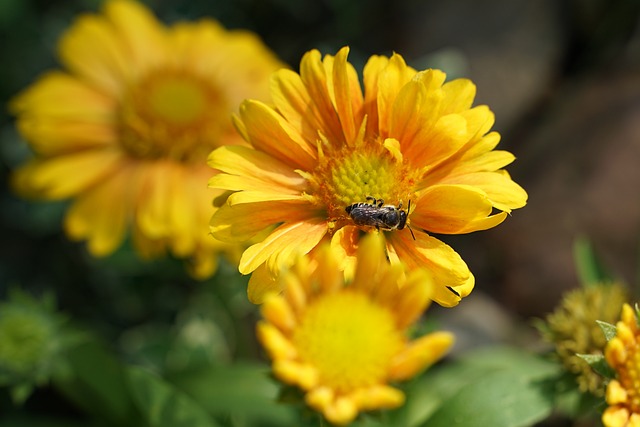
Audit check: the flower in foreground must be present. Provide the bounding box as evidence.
[538,282,627,395]
[257,233,454,425]
[209,46,527,306]
[11,0,283,278]
[602,303,640,427]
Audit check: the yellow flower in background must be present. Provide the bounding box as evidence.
[209,46,527,306]
[257,233,453,425]
[539,282,628,395]
[602,304,640,427]
[11,0,284,278]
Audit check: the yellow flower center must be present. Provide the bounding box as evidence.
[313,145,416,220]
[118,70,229,163]
[292,290,403,393]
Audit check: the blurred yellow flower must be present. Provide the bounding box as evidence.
[538,282,628,395]
[209,46,527,306]
[603,304,640,427]
[257,233,453,425]
[11,0,283,278]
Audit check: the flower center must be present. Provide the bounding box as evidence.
[118,69,230,163]
[312,146,416,220]
[292,290,403,393]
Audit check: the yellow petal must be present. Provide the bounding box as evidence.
[331,46,363,144]
[273,360,319,390]
[210,200,314,242]
[298,49,344,144]
[350,385,405,411]
[238,100,316,170]
[135,160,173,238]
[12,149,123,200]
[412,184,507,234]
[389,231,473,306]
[261,294,297,332]
[248,263,281,304]
[208,145,306,191]
[256,321,298,360]
[446,172,528,212]
[64,165,136,256]
[239,218,327,274]
[362,54,388,136]
[441,78,476,114]
[602,406,630,427]
[58,13,131,96]
[393,269,433,328]
[389,331,454,381]
[321,396,358,427]
[377,53,417,138]
[104,0,167,74]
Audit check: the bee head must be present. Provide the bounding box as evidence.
[396,210,407,230]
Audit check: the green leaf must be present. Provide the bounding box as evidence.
[573,237,610,286]
[52,339,139,426]
[391,346,560,427]
[168,362,297,426]
[127,366,220,427]
[596,320,617,341]
[577,354,616,379]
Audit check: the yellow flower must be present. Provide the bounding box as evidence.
[209,46,527,306]
[603,304,640,427]
[11,0,284,278]
[257,233,454,426]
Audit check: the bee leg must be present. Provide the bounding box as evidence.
[377,199,384,207]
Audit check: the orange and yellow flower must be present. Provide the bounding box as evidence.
[257,233,453,425]
[209,46,527,305]
[11,0,284,278]
[602,304,640,427]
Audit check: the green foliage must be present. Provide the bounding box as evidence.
[576,354,615,380]
[596,320,618,341]
[375,346,561,427]
[128,367,220,427]
[573,236,612,287]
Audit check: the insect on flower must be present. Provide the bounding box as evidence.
[345,197,416,240]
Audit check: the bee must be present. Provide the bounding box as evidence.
[345,197,415,240]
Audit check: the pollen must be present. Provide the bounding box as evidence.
[292,290,403,393]
[313,146,414,219]
[119,70,229,163]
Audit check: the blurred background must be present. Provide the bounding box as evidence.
[0,0,639,425]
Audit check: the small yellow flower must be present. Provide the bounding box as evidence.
[209,46,527,306]
[11,0,284,278]
[257,233,454,426]
[603,304,640,427]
